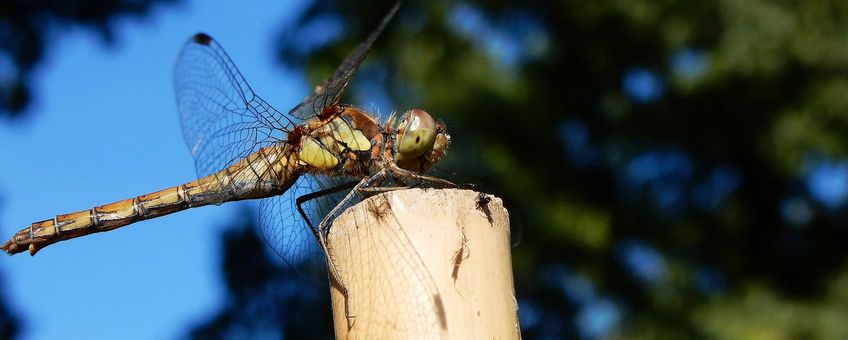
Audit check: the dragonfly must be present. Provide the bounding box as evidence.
[2,3,453,331]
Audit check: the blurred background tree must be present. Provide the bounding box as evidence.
[0,0,176,117]
[187,215,334,339]
[0,278,17,340]
[3,0,848,339]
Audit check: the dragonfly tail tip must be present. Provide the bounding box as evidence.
[0,237,30,256]
[0,241,17,255]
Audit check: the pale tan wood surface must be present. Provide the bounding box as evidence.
[328,188,520,339]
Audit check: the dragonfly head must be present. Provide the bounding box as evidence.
[394,109,450,172]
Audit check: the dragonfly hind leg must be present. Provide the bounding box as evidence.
[308,171,389,326]
[294,180,360,326]
[295,172,385,326]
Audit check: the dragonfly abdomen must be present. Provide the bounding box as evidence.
[2,184,197,255]
[1,143,298,256]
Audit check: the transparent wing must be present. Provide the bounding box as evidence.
[287,2,400,120]
[259,175,355,281]
[261,174,447,334]
[175,33,297,178]
[327,192,446,336]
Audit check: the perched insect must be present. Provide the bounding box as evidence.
[3,3,453,332]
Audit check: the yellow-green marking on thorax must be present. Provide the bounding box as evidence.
[298,117,372,170]
[298,137,339,169]
[326,117,371,152]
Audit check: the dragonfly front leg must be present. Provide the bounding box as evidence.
[388,163,457,188]
[357,185,409,194]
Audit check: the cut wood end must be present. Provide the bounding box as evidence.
[337,188,509,229]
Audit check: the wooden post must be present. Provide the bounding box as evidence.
[327,188,520,339]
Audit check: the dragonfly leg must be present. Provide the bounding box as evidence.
[295,181,358,226]
[295,180,358,245]
[294,181,359,323]
[315,170,387,325]
[357,185,409,194]
[388,163,457,188]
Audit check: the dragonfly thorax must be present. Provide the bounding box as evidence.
[297,117,372,172]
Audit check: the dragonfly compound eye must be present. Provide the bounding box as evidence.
[396,109,437,161]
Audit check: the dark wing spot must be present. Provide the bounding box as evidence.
[193,33,212,45]
[415,136,420,143]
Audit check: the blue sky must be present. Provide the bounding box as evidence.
[0,1,312,339]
